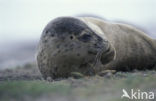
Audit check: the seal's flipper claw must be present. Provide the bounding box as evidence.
[98,70,116,77]
[70,72,84,79]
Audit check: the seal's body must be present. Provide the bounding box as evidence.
[81,17,156,71]
[37,17,156,79]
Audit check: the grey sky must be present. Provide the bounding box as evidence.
[0,0,156,43]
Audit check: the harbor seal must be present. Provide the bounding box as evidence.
[37,16,156,79]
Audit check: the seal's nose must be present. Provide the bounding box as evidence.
[94,43,102,49]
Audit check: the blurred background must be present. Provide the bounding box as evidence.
[0,0,156,69]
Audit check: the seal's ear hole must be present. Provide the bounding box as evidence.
[70,36,74,40]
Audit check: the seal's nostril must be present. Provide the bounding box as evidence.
[94,43,101,49]
[88,50,97,55]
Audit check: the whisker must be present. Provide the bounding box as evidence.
[92,48,104,72]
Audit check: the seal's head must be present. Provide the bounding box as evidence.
[37,17,115,79]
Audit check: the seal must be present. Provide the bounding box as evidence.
[37,16,156,79]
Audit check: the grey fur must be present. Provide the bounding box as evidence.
[37,17,156,79]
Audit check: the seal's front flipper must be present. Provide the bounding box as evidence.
[101,44,116,65]
[97,70,116,77]
[70,72,84,79]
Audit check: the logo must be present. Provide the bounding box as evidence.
[121,89,155,100]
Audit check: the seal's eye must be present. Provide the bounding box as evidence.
[78,34,92,42]
[70,36,73,40]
